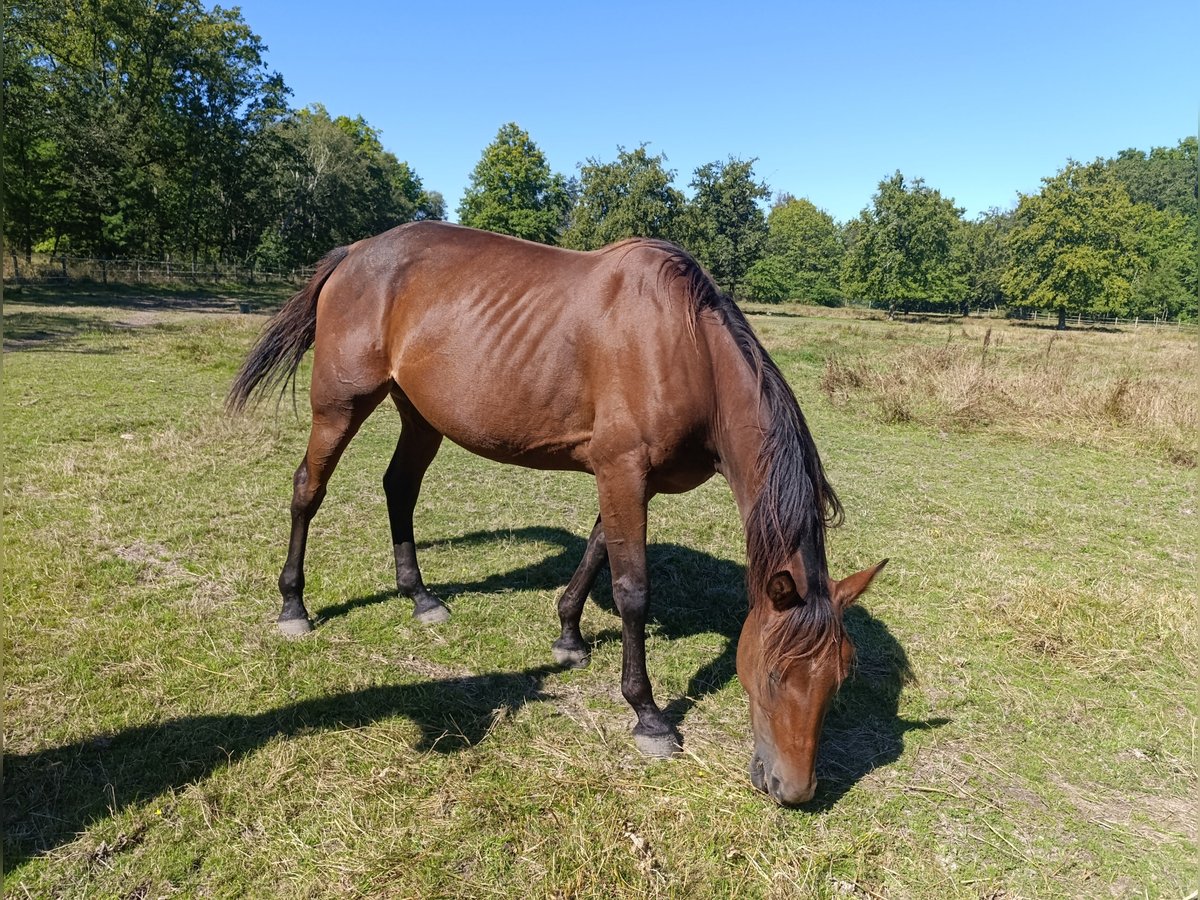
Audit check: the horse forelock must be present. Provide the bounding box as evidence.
[760,592,847,676]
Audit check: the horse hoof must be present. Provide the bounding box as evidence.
[278,617,312,637]
[413,602,450,625]
[551,643,590,668]
[633,730,682,758]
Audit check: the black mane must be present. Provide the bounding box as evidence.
[629,239,845,664]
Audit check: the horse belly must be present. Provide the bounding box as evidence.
[392,356,596,473]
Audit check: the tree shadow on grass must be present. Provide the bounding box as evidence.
[5,282,292,313]
[3,663,565,871]
[2,310,130,353]
[1009,320,1122,334]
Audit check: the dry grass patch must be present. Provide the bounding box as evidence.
[994,576,1195,676]
[820,322,1197,464]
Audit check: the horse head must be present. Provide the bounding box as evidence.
[736,559,887,806]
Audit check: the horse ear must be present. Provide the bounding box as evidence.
[766,571,801,610]
[833,559,888,609]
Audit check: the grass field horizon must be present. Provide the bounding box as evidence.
[3,286,1195,898]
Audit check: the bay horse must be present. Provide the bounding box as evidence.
[227,221,886,806]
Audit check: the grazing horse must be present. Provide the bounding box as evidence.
[227,221,886,806]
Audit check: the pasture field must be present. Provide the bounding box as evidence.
[3,286,1195,898]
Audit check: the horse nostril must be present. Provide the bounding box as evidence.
[769,776,817,807]
[749,754,768,793]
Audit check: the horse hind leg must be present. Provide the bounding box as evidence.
[551,515,606,668]
[383,410,448,624]
[277,384,388,636]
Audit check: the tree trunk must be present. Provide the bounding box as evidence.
[1057,307,1067,330]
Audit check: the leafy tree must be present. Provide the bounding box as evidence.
[561,145,684,250]
[750,195,844,304]
[1002,161,1150,328]
[257,105,441,267]
[1128,206,1194,320]
[1106,137,1198,218]
[683,157,770,297]
[4,0,289,262]
[742,255,798,303]
[4,0,438,271]
[841,172,967,316]
[458,123,572,244]
[962,208,1015,312]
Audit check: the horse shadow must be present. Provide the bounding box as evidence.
[5,527,936,869]
[323,526,943,806]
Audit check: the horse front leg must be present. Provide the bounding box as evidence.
[551,515,606,668]
[595,463,681,757]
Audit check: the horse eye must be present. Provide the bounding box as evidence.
[767,670,782,689]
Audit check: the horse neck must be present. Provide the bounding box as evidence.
[701,310,832,603]
[702,314,770,527]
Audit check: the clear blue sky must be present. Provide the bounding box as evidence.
[233,0,1197,223]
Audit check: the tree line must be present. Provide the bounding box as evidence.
[6,2,1196,322]
[458,125,1196,324]
[4,0,444,274]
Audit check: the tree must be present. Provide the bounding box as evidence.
[840,172,967,316]
[3,0,290,262]
[1106,137,1198,218]
[1128,206,1193,320]
[561,145,684,250]
[1002,161,1150,328]
[962,208,1015,312]
[742,255,798,303]
[457,123,572,244]
[683,157,770,298]
[746,195,844,304]
[256,105,442,268]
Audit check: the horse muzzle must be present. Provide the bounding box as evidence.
[749,750,816,807]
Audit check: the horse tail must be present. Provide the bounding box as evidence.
[225,245,349,414]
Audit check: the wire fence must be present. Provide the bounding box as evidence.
[6,252,1194,332]
[1003,308,1193,330]
[4,253,317,286]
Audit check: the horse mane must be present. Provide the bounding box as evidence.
[613,238,846,666]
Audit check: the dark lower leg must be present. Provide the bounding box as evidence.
[276,387,385,635]
[614,575,679,753]
[384,424,446,623]
[393,540,447,622]
[277,461,326,634]
[596,471,679,756]
[552,516,606,667]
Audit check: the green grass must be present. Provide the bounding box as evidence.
[3,295,1195,898]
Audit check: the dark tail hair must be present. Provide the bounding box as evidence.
[225,246,349,413]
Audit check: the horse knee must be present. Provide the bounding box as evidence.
[611,574,647,620]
